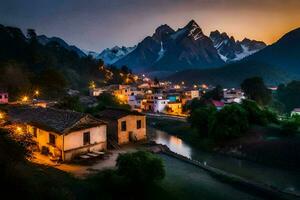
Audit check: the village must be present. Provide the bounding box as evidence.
[1,71,300,165]
[2,79,300,200]
[0,72,253,165]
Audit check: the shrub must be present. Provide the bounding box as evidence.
[209,104,249,141]
[188,106,216,138]
[116,151,165,185]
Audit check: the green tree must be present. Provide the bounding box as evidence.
[116,151,165,185]
[0,128,31,198]
[55,95,84,112]
[210,104,249,141]
[277,81,300,112]
[86,93,130,115]
[34,68,67,98]
[188,106,216,138]
[203,85,223,101]
[241,77,272,105]
[241,99,268,125]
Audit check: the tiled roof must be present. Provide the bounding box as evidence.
[8,106,105,135]
[292,108,300,112]
[96,108,145,121]
[211,100,225,107]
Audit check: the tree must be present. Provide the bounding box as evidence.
[116,151,165,185]
[0,128,31,198]
[55,95,84,112]
[241,77,272,106]
[277,81,300,112]
[241,99,267,125]
[154,77,159,85]
[34,68,67,98]
[188,106,216,138]
[86,93,130,115]
[0,61,31,100]
[209,104,249,141]
[203,85,223,101]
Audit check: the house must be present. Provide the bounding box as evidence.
[89,87,107,97]
[96,108,146,145]
[8,107,107,161]
[0,90,8,104]
[291,108,300,117]
[223,89,245,104]
[184,90,200,100]
[167,93,181,103]
[209,100,225,110]
[166,102,182,115]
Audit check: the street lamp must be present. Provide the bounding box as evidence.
[21,96,28,102]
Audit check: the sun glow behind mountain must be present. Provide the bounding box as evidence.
[0,0,299,50]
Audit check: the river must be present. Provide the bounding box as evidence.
[148,127,300,196]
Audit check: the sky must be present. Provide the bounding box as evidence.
[0,0,300,52]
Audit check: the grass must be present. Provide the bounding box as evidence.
[9,158,175,200]
[159,154,263,200]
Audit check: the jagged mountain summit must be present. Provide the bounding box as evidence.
[37,35,86,57]
[97,46,136,65]
[115,20,225,72]
[210,30,266,62]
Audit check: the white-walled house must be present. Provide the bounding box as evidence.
[291,108,300,117]
[8,107,107,161]
[153,98,169,113]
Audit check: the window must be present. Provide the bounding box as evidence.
[121,121,127,131]
[49,134,56,145]
[137,120,142,129]
[83,132,90,145]
[33,127,37,137]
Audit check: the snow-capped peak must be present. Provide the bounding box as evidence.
[97,45,136,65]
[210,30,266,62]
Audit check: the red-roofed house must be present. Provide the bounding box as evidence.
[210,100,225,110]
[0,91,8,104]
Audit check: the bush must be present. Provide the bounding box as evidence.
[209,104,249,141]
[281,120,299,135]
[116,151,165,185]
[188,106,216,138]
[241,99,268,125]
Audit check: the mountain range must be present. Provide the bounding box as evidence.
[37,35,87,58]
[168,27,300,86]
[37,20,267,74]
[113,20,266,72]
[1,20,300,87]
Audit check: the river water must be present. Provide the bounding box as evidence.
[148,127,300,195]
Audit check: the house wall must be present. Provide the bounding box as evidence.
[167,103,182,115]
[117,115,146,145]
[27,125,63,157]
[63,125,106,151]
[153,99,169,113]
[27,124,107,161]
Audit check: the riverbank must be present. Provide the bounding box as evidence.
[147,117,300,170]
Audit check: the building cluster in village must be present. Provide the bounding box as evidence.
[89,77,246,115]
[1,74,299,163]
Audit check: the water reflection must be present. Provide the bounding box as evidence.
[148,127,300,195]
[150,129,192,158]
